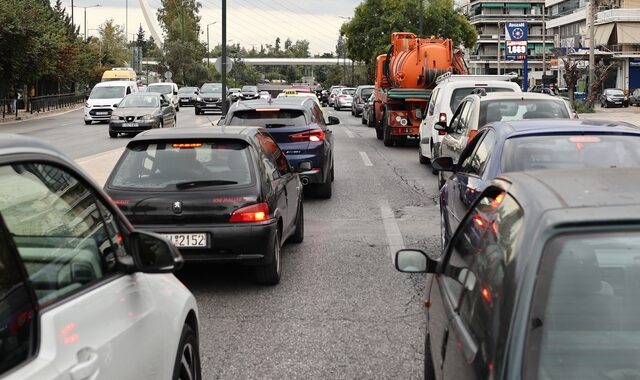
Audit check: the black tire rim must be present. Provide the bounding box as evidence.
[178,341,197,380]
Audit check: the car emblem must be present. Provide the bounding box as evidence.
[172,201,183,214]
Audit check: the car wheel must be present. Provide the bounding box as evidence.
[84,120,92,125]
[195,109,200,115]
[254,229,281,285]
[361,115,366,125]
[108,130,118,138]
[176,105,180,112]
[419,145,429,165]
[174,116,177,127]
[368,111,375,128]
[331,163,334,182]
[316,174,332,199]
[159,120,164,129]
[171,324,201,380]
[351,107,355,116]
[603,102,608,108]
[424,333,436,380]
[288,201,304,244]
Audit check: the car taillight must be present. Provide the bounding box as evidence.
[290,129,325,142]
[438,113,447,135]
[229,203,270,223]
[339,95,347,99]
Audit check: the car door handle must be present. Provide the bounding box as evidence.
[70,348,100,380]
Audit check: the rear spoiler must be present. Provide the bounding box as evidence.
[435,72,518,85]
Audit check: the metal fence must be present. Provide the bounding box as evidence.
[1,93,85,120]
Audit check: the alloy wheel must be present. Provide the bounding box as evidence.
[178,342,197,380]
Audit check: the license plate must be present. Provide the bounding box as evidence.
[123,122,138,128]
[162,233,208,248]
[181,99,188,102]
[96,111,108,115]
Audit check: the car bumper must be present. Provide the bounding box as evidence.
[84,107,114,121]
[337,101,352,108]
[195,102,223,112]
[604,99,629,107]
[354,103,364,112]
[179,98,196,106]
[284,148,327,184]
[134,221,278,264]
[109,121,157,132]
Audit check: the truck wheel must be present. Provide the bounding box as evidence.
[382,112,394,147]
[376,125,383,140]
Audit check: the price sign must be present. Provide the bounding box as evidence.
[505,22,528,61]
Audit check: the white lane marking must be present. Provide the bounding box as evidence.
[380,200,404,261]
[344,128,355,138]
[359,151,373,167]
[76,148,126,187]
[76,148,125,164]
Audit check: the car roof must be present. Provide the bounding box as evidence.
[230,97,312,111]
[436,80,520,91]
[486,119,640,137]
[479,92,566,101]
[129,126,264,143]
[0,134,68,158]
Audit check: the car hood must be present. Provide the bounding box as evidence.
[112,107,159,117]
[87,98,123,107]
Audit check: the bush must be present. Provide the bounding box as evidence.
[574,102,595,113]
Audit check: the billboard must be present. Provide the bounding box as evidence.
[505,22,528,61]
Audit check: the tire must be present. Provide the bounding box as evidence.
[108,130,118,138]
[254,229,281,285]
[419,146,429,164]
[316,175,332,199]
[174,116,177,127]
[382,111,394,147]
[159,120,164,129]
[84,120,92,125]
[195,109,200,115]
[288,202,304,244]
[176,105,180,112]
[331,163,335,182]
[376,126,383,140]
[351,107,355,116]
[361,116,366,125]
[172,324,201,380]
[368,111,375,128]
[424,333,436,380]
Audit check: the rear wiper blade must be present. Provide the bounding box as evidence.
[265,123,293,128]
[175,180,238,190]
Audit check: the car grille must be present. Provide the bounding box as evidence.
[205,98,219,102]
[89,108,113,116]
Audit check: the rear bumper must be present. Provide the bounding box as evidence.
[134,221,278,264]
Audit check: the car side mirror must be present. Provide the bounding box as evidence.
[112,104,118,108]
[128,230,183,273]
[434,121,448,132]
[173,91,178,95]
[327,116,340,125]
[431,156,456,172]
[395,249,438,273]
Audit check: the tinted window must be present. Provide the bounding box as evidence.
[449,86,516,112]
[450,100,472,137]
[257,133,290,176]
[526,231,640,379]
[479,99,569,125]
[110,141,254,189]
[464,130,496,175]
[228,109,307,127]
[89,86,126,99]
[502,134,640,172]
[0,164,119,305]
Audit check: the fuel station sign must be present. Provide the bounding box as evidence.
[505,22,528,61]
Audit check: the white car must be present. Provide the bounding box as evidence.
[419,75,521,165]
[0,134,201,380]
[84,81,138,125]
[148,82,180,111]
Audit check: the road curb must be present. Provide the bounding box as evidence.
[0,104,84,126]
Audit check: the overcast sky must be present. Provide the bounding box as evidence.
[57,0,362,55]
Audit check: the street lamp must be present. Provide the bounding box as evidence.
[206,22,218,68]
[72,4,101,42]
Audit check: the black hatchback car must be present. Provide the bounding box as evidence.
[396,168,640,379]
[104,126,304,285]
[224,97,339,198]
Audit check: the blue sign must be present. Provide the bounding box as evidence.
[505,22,528,61]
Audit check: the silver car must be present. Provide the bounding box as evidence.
[109,93,176,138]
[334,87,356,111]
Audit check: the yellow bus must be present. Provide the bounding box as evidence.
[101,67,137,82]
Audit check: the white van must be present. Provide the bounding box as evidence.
[419,74,521,165]
[84,81,138,124]
[147,82,180,111]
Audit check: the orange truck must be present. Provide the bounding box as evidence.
[373,32,468,146]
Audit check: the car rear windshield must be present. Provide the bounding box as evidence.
[526,231,640,379]
[341,89,356,96]
[361,88,374,98]
[90,86,126,99]
[502,134,640,172]
[110,141,254,189]
[449,86,516,111]
[148,85,173,94]
[480,99,570,125]
[227,109,307,127]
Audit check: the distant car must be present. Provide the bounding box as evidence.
[327,85,345,107]
[178,86,199,106]
[600,88,630,108]
[351,85,374,116]
[195,82,227,115]
[227,87,242,102]
[361,93,375,127]
[434,119,640,247]
[147,82,180,111]
[396,167,640,380]
[630,88,640,106]
[334,87,355,111]
[259,90,271,101]
[109,93,176,138]
[240,85,260,100]
[225,97,340,198]
[104,126,304,285]
[0,133,200,380]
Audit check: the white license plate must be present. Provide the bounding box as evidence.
[162,233,208,248]
[181,99,188,102]
[96,111,108,115]
[123,122,138,128]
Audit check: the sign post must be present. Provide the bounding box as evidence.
[505,22,529,91]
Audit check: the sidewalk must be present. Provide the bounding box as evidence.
[0,103,84,124]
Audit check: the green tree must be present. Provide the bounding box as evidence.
[97,19,128,67]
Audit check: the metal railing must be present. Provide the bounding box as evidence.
[28,93,85,114]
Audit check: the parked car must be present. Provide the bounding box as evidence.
[327,85,345,107]
[0,133,200,380]
[361,93,375,127]
[435,92,574,176]
[419,75,521,165]
[240,85,260,100]
[433,119,640,247]
[334,87,356,111]
[600,88,629,108]
[351,85,375,116]
[195,82,227,115]
[84,80,139,125]
[395,167,640,380]
[108,93,176,138]
[178,86,199,106]
[224,97,339,198]
[104,127,304,285]
[630,88,640,106]
[147,82,180,111]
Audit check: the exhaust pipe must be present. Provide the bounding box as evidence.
[301,177,310,186]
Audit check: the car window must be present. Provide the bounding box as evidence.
[361,88,374,98]
[257,132,290,176]
[449,86,516,112]
[428,88,440,116]
[479,99,570,125]
[449,101,470,138]
[526,231,640,379]
[148,84,173,94]
[463,130,496,176]
[458,130,487,168]
[0,222,37,376]
[110,141,255,189]
[227,109,307,127]
[0,163,121,306]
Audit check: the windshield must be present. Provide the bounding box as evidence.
[527,231,640,379]
[361,88,374,98]
[110,141,253,189]
[227,109,307,127]
[178,87,197,94]
[118,95,159,108]
[450,86,516,112]
[242,86,258,92]
[89,86,126,99]
[479,99,570,124]
[201,84,221,93]
[607,89,624,96]
[502,134,640,172]
[341,89,356,96]
[147,84,173,94]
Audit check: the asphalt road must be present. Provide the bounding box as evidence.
[3,104,444,379]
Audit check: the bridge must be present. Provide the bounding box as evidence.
[142,58,356,66]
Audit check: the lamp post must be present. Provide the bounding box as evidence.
[72,4,101,42]
[588,0,596,100]
[206,22,217,68]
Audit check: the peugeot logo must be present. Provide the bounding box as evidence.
[172,201,183,214]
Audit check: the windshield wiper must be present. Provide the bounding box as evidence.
[175,180,238,190]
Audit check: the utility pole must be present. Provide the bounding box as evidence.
[222,0,227,115]
[419,0,424,36]
[542,4,547,75]
[125,0,128,46]
[207,22,217,68]
[588,0,596,99]
[71,0,74,28]
[497,21,501,75]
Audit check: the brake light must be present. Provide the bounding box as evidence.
[290,129,325,142]
[229,203,270,223]
[172,143,203,148]
[438,112,447,135]
[339,95,347,99]
[569,136,601,143]
[255,108,280,112]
